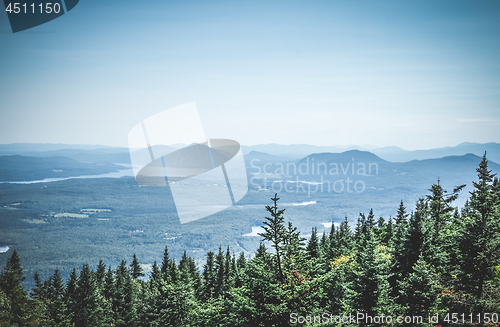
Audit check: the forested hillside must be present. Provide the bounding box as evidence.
[1,154,499,327]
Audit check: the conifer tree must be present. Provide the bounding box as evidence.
[0,250,29,326]
[328,221,339,259]
[319,231,328,257]
[178,251,191,284]
[237,252,246,270]
[459,153,500,301]
[113,260,138,327]
[384,217,394,245]
[306,227,320,259]
[258,193,287,283]
[149,261,161,290]
[160,245,171,282]
[66,267,79,325]
[338,216,354,255]
[74,263,106,327]
[403,199,426,275]
[374,216,386,244]
[235,252,247,288]
[224,246,233,291]
[143,261,162,326]
[425,180,465,275]
[367,208,376,229]
[283,222,306,259]
[355,213,367,250]
[188,256,202,294]
[48,269,71,326]
[202,251,216,301]
[103,266,114,300]
[168,258,180,284]
[391,200,409,300]
[31,271,45,300]
[95,259,106,287]
[215,246,225,296]
[130,254,145,279]
[353,229,381,318]
[427,179,465,237]
[398,255,435,318]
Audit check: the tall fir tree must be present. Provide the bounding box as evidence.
[459,153,500,302]
[160,245,171,283]
[398,255,436,319]
[258,193,287,283]
[202,251,216,301]
[74,263,106,327]
[113,260,138,327]
[306,227,320,259]
[402,199,426,275]
[130,254,145,279]
[353,229,382,320]
[0,250,30,326]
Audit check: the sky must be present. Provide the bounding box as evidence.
[1,0,499,150]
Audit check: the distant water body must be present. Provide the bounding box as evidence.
[0,246,9,253]
[0,167,134,184]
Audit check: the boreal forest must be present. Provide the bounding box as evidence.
[1,154,499,327]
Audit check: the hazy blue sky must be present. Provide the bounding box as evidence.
[1,0,499,150]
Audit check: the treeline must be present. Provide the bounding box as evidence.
[0,154,499,326]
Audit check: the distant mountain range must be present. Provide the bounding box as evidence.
[371,142,500,164]
[246,149,500,210]
[242,142,500,164]
[0,142,498,165]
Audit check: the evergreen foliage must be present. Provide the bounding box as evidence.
[0,157,499,326]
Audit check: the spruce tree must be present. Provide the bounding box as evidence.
[353,229,380,319]
[398,255,435,319]
[224,246,233,291]
[355,213,367,250]
[73,263,106,327]
[328,221,339,259]
[367,208,376,229]
[338,216,354,255]
[160,245,171,282]
[403,199,426,275]
[215,246,225,296]
[188,256,202,294]
[130,254,145,279]
[237,252,246,270]
[179,251,191,284]
[0,250,29,326]
[306,227,320,259]
[390,200,409,300]
[48,269,71,326]
[459,153,500,301]
[31,271,45,300]
[113,260,138,327]
[66,267,79,325]
[283,221,306,259]
[258,193,287,283]
[319,231,328,257]
[95,259,106,287]
[103,266,114,300]
[202,251,216,301]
